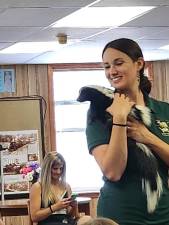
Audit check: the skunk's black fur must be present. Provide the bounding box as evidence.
[77,85,162,213]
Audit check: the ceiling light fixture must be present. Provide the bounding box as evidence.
[52,6,155,28]
[56,33,68,44]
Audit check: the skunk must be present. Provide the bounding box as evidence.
[77,85,163,213]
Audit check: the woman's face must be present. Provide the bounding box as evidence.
[102,48,143,92]
[51,163,64,181]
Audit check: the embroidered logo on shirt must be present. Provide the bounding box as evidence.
[156,120,169,136]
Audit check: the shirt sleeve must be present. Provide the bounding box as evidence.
[85,110,111,154]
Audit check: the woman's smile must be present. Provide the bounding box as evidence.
[109,75,123,83]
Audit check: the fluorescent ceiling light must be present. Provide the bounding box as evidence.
[0,41,77,54]
[159,44,169,50]
[52,6,155,28]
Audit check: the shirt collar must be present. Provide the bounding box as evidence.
[144,94,156,114]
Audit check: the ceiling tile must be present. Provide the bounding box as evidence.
[122,6,169,27]
[0,27,42,42]
[0,8,80,27]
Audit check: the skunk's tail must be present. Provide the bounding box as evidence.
[142,173,163,213]
[137,143,163,213]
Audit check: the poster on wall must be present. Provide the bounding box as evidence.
[0,68,15,93]
[0,130,40,194]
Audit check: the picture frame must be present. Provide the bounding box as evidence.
[0,69,15,93]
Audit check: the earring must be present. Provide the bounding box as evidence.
[137,72,140,83]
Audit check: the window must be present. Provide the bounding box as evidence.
[53,69,110,191]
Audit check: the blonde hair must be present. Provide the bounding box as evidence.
[80,217,119,225]
[40,152,66,207]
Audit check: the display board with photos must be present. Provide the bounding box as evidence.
[0,130,40,194]
[0,97,45,198]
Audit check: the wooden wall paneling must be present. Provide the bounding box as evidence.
[90,198,98,217]
[39,65,53,153]
[29,64,53,152]
[39,64,54,152]
[27,65,38,95]
[154,61,166,100]
[47,65,56,152]
[15,65,29,96]
[4,216,30,225]
[163,61,169,102]
[151,61,169,102]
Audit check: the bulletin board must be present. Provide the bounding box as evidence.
[0,96,45,198]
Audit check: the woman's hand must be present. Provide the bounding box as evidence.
[53,198,71,212]
[106,93,135,121]
[67,200,77,214]
[127,116,169,166]
[127,117,151,144]
[69,199,78,207]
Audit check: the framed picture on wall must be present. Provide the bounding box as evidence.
[0,69,15,93]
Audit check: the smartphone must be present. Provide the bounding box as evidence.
[71,193,78,200]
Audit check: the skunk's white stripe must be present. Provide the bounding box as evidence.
[135,105,151,126]
[137,143,163,213]
[136,143,154,157]
[84,85,114,99]
[142,174,163,213]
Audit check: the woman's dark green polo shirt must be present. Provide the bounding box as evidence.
[86,96,169,225]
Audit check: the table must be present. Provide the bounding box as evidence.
[0,199,28,217]
[0,197,91,217]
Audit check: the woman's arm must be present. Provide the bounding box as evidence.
[92,93,135,181]
[30,183,72,223]
[30,182,52,222]
[127,117,169,166]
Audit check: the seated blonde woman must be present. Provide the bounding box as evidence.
[30,152,80,225]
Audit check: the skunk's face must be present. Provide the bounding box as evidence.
[77,85,114,111]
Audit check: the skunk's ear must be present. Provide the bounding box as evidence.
[77,86,94,102]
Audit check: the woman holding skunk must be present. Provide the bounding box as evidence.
[85,38,169,225]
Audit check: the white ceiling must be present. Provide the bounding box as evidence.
[1,0,169,64]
